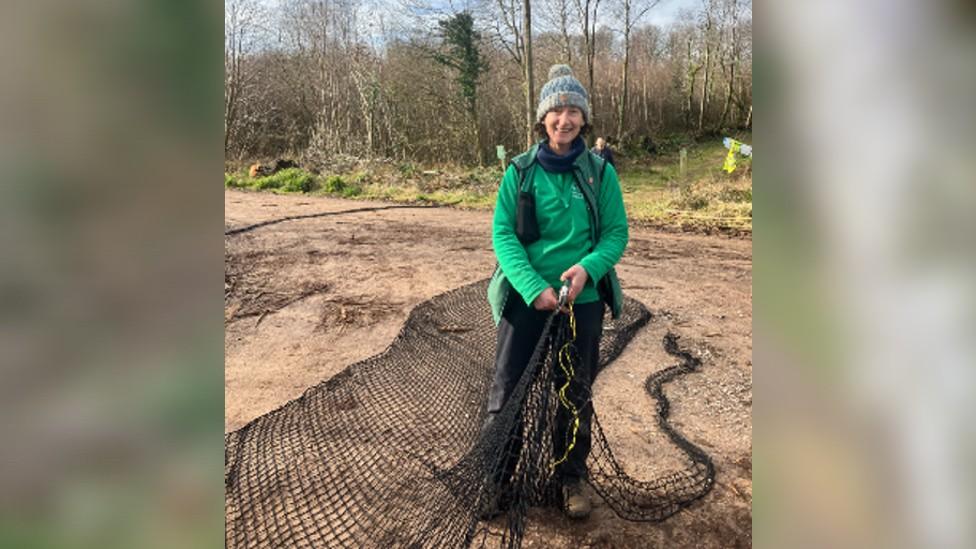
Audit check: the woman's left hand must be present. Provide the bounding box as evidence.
[560,264,589,303]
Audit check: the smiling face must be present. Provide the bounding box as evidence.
[543,106,584,153]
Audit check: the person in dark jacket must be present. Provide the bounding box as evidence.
[482,65,628,521]
[591,137,615,167]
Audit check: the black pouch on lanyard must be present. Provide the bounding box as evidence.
[516,191,540,244]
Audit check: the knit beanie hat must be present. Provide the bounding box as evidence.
[536,64,591,123]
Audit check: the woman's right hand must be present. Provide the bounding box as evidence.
[532,287,559,311]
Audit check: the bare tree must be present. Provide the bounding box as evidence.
[479,0,537,149]
[612,0,661,140]
[539,0,576,63]
[697,0,719,133]
[572,0,602,92]
[631,25,663,128]
[717,0,749,130]
[349,46,380,158]
[739,13,753,129]
[676,21,702,130]
[224,0,264,155]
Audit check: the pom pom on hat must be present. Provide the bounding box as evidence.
[548,64,574,80]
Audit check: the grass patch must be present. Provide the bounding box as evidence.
[224,167,319,193]
[618,132,752,232]
[225,173,248,188]
[627,174,752,232]
[226,132,751,233]
[255,168,316,192]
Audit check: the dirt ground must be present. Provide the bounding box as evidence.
[225,188,752,548]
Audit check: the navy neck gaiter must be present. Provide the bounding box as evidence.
[536,136,585,173]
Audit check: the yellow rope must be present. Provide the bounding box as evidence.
[550,302,581,472]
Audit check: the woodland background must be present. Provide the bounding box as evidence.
[225,0,752,166]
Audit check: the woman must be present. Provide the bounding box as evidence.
[484,65,629,519]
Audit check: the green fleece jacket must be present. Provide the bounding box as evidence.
[492,158,629,307]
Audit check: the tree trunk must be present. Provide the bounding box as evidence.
[224,6,240,154]
[559,0,572,63]
[224,57,239,153]
[641,72,648,127]
[578,0,589,89]
[719,60,734,130]
[697,2,719,133]
[472,98,483,165]
[717,0,738,131]
[575,0,599,93]
[351,67,376,159]
[587,0,599,92]
[616,3,631,139]
[224,14,246,155]
[364,88,375,159]
[684,36,698,130]
[524,0,535,149]
[697,40,710,132]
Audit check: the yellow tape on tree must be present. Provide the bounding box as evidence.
[723,140,741,173]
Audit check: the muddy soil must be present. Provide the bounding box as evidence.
[225,189,752,548]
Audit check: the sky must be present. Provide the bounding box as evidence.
[645,0,702,27]
[243,0,730,51]
[251,0,709,27]
[387,0,713,41]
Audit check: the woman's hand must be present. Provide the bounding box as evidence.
[560,264,589,303]
[532,287,560,311]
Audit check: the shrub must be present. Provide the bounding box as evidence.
[398,163,417,177]
[251,168,316,192]
[670,187,710,210]
[324,175,346,193]
[225,174,248,188]
[340,184,362,198]
[254,176,283,190]
[656,134,695,153]
[720,188,752,202]
[351,171,372,185]
[279,169,316,193]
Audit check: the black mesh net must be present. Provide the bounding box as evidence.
[225,279,714,548]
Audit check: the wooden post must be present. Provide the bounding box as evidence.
[679,147,688,186]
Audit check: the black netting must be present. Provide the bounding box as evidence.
[225,279,714,548]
